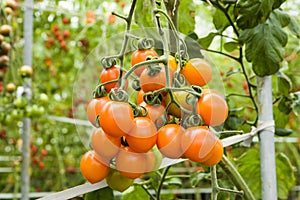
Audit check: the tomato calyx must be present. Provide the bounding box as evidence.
[143,92,163,106]
[109,88,129,102]
[133,105,148,117]
[93,85,108,98]
[137,38,155,50]
[181,114,203,129]
[101,57,117,69]
[131,79,140,91]
[145,63,162,76]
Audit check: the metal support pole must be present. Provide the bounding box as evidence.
[21,0,33,199]
[257,76,277,200]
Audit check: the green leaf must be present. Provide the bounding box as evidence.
[288,17,300,38]
[224,114,245,130]
[269,10,290,27]
[185,32,203,59]
[236,0,263,29]
[278,96,292,114]
[134,1,153,27]
[276,71,292,97]
[236,149,296,200]
[276,153,296,199]
[122,185,150,200]
[275,127,293,136]
[213,9,230,32]
[272,0,286,9]
[198,32,217,49]
[273,106,290,128]
[84,187,114,200]
[178,0,196,35]
[239,19,287,76]
[224,41,239,52]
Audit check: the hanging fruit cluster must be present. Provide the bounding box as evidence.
[80,3,228,191]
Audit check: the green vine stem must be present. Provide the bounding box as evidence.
[219,155,256,200]
[156,165,172,200]
[204,0,259,125]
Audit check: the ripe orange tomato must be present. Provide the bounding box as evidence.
[156,124,185,159]
[131,49,158,76]
[139,101,165,124]
[91,128,121,162]
[80,151,110,184]
[100,65,125,92]
[86,96,110,127]
[100,101,134,137]
[116,146,147,179]
[126,117,157,153]
[140,65,171,92]
[196,89,228,126]
[181,126,223,166]
[136,89,145,105]
[180,58,212,86]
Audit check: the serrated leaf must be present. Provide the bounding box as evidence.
[239,20,287,76]
[269,10,290,27]
[236,149,296,200]
[213,9,230,32]
[236,0,263,29]
[288,17,300,38]
[122,185,150,200]
[198,32,217,49]
[178,0,196,35]
[84,187,114,200]
[224,41,239,52]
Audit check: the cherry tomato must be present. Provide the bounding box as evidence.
[100,65,127,92]
[180,58,212,86]
[139,101,165,124]
[131,49,158,76]
[91,128,121,162]
[99,101,134,137]
[140,65,172,92]
[196,89,228,126]
[106,169,134,192]
[86,96,110,127]
[116,146,147,179]
[19,65,33,77]
[156,124,185,159]
[136,89,145,105]
[80,151,110,184]
[125,117,157,153]
[181,126,223,166]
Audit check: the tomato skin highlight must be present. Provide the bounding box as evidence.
[116,146,147,179]
[126,117,157,153]
[196,89,228,126]
[80,151,110,184]
[100,101,134,137]
[86,96,110,127]
[156,124,185,159]
[180,58,212,87]
[91,128,121,161]
[181,126,223,166]
[131,49,158,76]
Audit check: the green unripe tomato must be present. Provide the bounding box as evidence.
[106,169,134,192]
[14,97,27,108]
[38,93,49,105]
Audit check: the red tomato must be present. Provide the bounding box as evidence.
[180,58,212,86]
[196,89,228,126]
[80,151,110,183]
[100,65,127,92]
[99,101,134,137]
[86,96,110,127]
[116,146,147,179]
[139,101,165,124]
[181,126,223,166]
[131,49,158,76]
[125,117,157,153]
[91,128,121,162]
[136,90,145,105]
[156,124,185,159]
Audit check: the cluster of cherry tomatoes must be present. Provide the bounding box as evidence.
[81,37,228,190]
[45,22,71,50]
